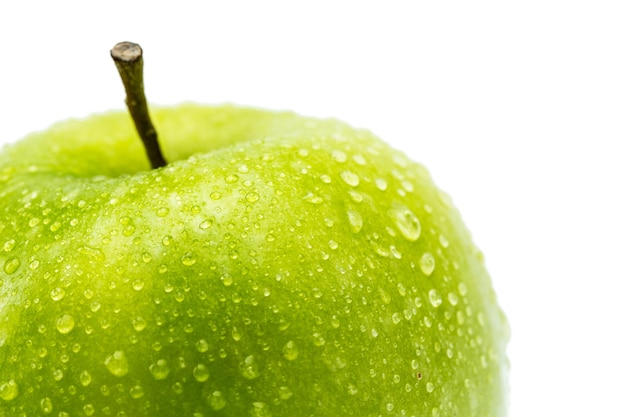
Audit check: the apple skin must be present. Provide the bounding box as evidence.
[0,105,508,417]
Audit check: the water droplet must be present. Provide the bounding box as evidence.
[50,287,66,301]
[389,204,421,241]
[149,359,171,380]
[278,386,293,400]
[282,341,299,361]
[353,154,367,165]
[246,192,260,203]
[207,390,227,410]
[458,282,468,296]
[420,252,435,276]
[83,404,95,416]
[340,171,360,187]
[303,192,324,204]
[439,233,449,248]
[55,314,75,334]
[0,379,18,401]
[132,279,145,291]
[448,292,459,306]
[312,332,326,346]
[426,382,435,393]
[225,174,239,183]
[199,218,214,230]
[132,316,147,332]
[52,369,64,381]
[3,239,16,252]
[40,397,53,414]
[130,385,144,398]
[346,210,363,233]
[196,339,209,353]
[251,402,271,417]
[240,355,260,379]
[105,351,129,377]
[3,258,20,275]
[219,273,233,287]
[156,207,169,217]
[429,289,442,308]
[320,174,332,183]
[193,364,210,382]
[375,178,388,191]
[210,191,222,200]
[332,150,347,163]
[79,370,92,386]
[181,252,197,266]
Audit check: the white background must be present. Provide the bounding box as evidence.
[1,2,625,416]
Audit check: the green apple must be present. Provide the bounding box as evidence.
[0,44,508,417]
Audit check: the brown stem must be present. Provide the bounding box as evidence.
[111,42,166,169]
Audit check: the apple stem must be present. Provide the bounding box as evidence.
[111,42,167,169]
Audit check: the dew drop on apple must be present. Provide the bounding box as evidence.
[225,174,239,184]
[346,210,363,233]
[426,382,435,393]
[240,355,260,379]
[282,340,299,361]
[83,404,95,416]
[429,289,443,307]
[130,384,144,399]
[389,205,421,241]
[3,258,20,275]
[207,390,227,411]
[199,218,214,230]
[181,252,197,266]
[251,402,271,417]
[150,359,171,380]
[332,150,347,163]
[79,370,92,386]
[3,239,16,252]
[132,279,145,291]
[132,316,147,332]
[303,192,324,204]
[196,339,209,352]
[55,314,75,334]
[156,207,169,217]
[0,379,19,401]
[448,292,459,306]
[375,178,388,191]
[105,351,130,377]
[40,397,53,414]
[419,252,436,276]
[246,192,260,203]
[193,364,210,382]
[340,171,360,187]
[50,287,65,301]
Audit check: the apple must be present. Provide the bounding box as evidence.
[0,43,508,417]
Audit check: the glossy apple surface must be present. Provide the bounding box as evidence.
[0,105,508,416]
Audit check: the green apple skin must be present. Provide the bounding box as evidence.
[0,105,508,417]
